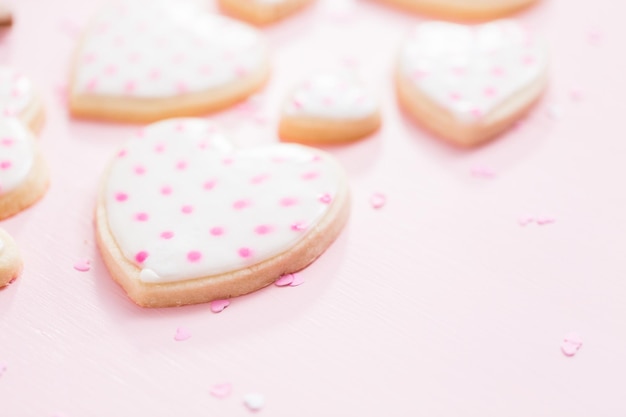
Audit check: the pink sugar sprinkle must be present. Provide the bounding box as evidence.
[301,171,319,180]
[210,383,232,399]
[135,212,149,222]
[291,222,307,231]
[181,205,194,214]
[187,251,202,263]
[536,217,556,226]
[161,186,172,195]
[233,200,250,210]
[289,273,304,287]
[370,192,386,209]
[73,259,91,272]
[561,332,583,357]
[161,231,174,239]
[275,274,295,287]
[255,225,273,235]
[115,192,128,202]
[210,299,230,313]
[135,251,149,263]
[210,227,224,236]
[280,197,298,207]
[238,248,252,258]
[134,165,145,175]
[174,327,191,342]
[318,194,332,204]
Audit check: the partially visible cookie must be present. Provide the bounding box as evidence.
[69,2,270,123]
[217,0,314,25]
[279,72,381,145]
[0,228,22,287]
[0,4,12,27]
[0,118,49,220]
[372,0,539,21]
[0,66,45,133]
[96,118,350,307]
[396,20,548,147]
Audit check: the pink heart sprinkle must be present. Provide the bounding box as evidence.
[370,192,386,209]
[210,382,232,399]
[561,332,583,357]
[275,273,295,287]
[210,299,230,313]
[289,273,304,287]
[536,217,556,225]
[174,327,191,341]
[73,259,91,272]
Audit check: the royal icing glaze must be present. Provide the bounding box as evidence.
[284,72,378,120]
[0,118,35,195]
[74,1,267,98]
[399,20,547,122]
[104,118,343,283]
[0,67,35,116]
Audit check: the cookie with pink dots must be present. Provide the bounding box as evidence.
[279,72,381,145]
[0,228,22,287]
[96,118,350,307]
[217,0,314,25]
[396,20,548,147]
[0,118,49,220]
[0,66,45,133]
[373,0,539,21]
[69,1,270,123]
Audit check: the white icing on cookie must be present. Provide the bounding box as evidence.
[284,72,378,120]
[399,20,548,122]
[74,1,267,98]
[0,67,35,116]
[104,118,343,283]
[0,118,34,195]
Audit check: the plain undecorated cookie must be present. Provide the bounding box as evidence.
[69,2,270,123]
[0,118,49,220]
[96,118,350,307]
[279,72,381,145]
[217,0,315,25]
[396,20,548,147]
[0,228,22,287]
[373,0,539,21]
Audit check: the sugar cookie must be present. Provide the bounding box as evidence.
[96,118,350,307]
[0,4,12,27]
[69,2,270,123]
[279,72,381,145]
[0,118,49,220]
[0,66,45,133]
[217,0,314,25]
[0,228,21,287]
[396,20,548,147]
[373,0,539,21]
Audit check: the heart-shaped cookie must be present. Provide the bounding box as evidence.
[0,228,22,287]
[279,72,381,145]
[0,66,44,133]
[396,20,548,146]
[69,1,270,123]
[372,0,539,21]
[96,118,350,307]
[0,118,49,220]
[218,0,314,25]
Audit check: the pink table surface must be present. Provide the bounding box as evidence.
[1,0,624,415]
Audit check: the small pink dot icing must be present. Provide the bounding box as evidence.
[115,192,128,202]
[400,20,548,123]
[285,72,378,120]
[0,119,36,196]
[103,118,343,283]
[73,2,267,100]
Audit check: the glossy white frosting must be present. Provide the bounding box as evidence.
[399,20,548,122]
[74,1,267,98]
[0,67,35,117]
[0,118,35,195]
[284,72,378,120]
[104,118,344,283]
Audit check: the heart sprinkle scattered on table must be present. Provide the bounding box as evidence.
[73,259,91,272]
[370,192,386,209]
[210,299,230,313]
[210,382,233,399]
[561,332,583,357]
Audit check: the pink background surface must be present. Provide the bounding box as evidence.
[1,0,624,415]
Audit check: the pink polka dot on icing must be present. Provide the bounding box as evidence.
[124,80,136,94]
[154,143,165,153]
[187,251,202,262]
[250,173,270,184]
[134,165,146,175]
[491,67,505,77]
[233,199,250,210]
[181,205,194,214]
[319,193,332,204]
[210,227,224,236]
[301,171,319,180]
[135,212,149,221]
[1,138,14,146]
[115,192,128,202]
[117,149,127,158]
[161,185,172,195]
[0,161,12,170]
[255,225,273,235]
[291,222,307,231]
[484,87,497,97]
[238,247,252,258]
[161,231,174,239]
[280,197,298,207]
[135,251,148,263]
[203,180,217,190]
[176,160,188,170]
